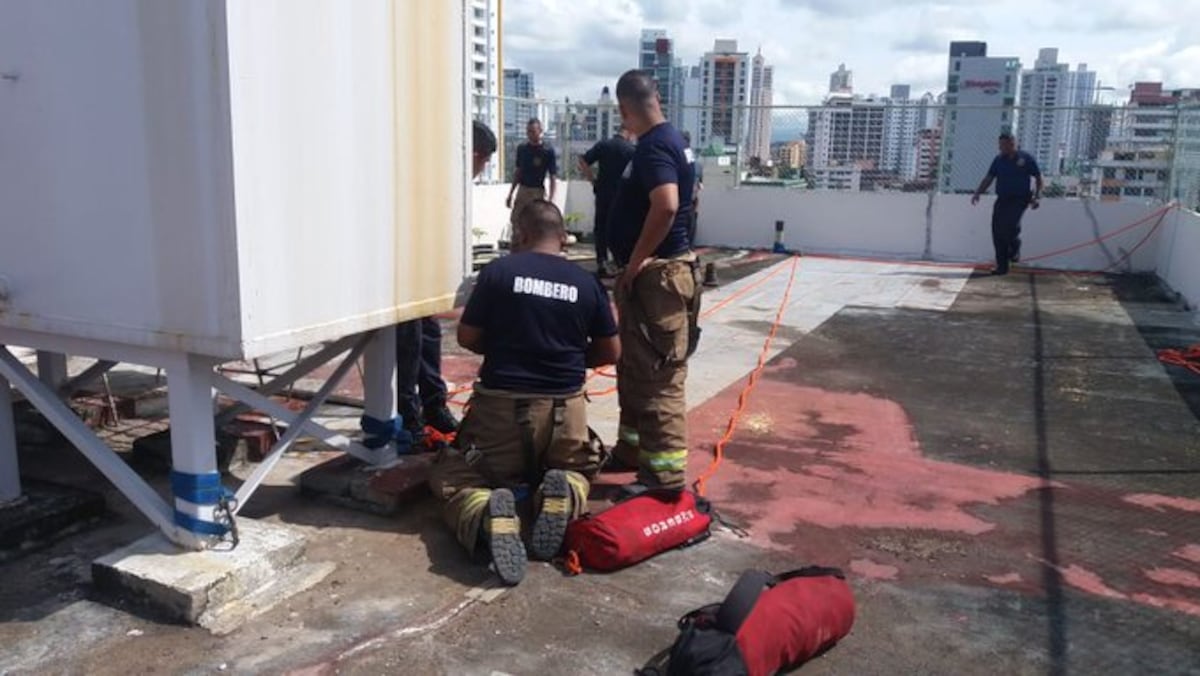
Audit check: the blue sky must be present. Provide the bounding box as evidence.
[503,0,1200,105]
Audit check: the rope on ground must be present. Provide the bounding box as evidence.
[693,255,802,498]
[1159,344,1200,377]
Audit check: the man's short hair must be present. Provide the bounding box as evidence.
[473,119,497,155]
[616,69,658,109]
[527,117,542,128]
[998,132,1015,141]
[681,130,692,145]
[516,199,564,241]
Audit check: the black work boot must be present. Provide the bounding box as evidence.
[530,470,573,561]
[424,403,459,434]
[486,489,526,586]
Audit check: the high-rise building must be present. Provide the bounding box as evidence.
[1016,48,1097,176]
[747,48,774,161]
[699,39,750,148]
[587,86,621,143]
[1095,83,1200,203]
[469,0,501,179]
[910,128,943,183]
[670,60,688,130]
[809,93,887,172]
[941,41,1020,193]
[829,63,853,94]
[639,29,676,120]
[681,65,704,144]
[883,84,921,177]
[502,68,537,138]
[779,140,807,168]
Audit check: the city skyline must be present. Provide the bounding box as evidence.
[501,0,1198,105]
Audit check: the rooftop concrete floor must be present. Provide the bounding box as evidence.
[2,250,1200,675]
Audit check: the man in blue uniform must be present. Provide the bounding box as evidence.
[429,200,620,585]
[607,69,701,492]
[972,132,1043,276]
[506,118,558,230]
[578,125,636,277]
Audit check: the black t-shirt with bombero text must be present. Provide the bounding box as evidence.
[461,252,617,394]
[607,122,695,265]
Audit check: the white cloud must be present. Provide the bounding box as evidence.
[503,0,1200,104]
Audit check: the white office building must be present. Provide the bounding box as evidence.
[502,68,536,138]
[883,84,920,178]
[681,65,704,145]
[747,48,774,162]
[1017,48,1097,176]
[829,63,853,94]
[470,0,501,180]
[809,93,887,172]
[941,41,1020,193]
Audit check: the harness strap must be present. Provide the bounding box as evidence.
[713,569,774,635]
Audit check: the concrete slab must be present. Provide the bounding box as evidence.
[91,518,332,634]
[0,481,106,562]
[299,453,435,515]
[4,252,1200,674]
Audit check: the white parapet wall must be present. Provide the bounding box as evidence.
[695,187,1172,273]
[1156,208,1200,311]
[470,181,587,248]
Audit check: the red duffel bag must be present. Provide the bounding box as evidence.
[564,489,713,573]
[651,567,856,676]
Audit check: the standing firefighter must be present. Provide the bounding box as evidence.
[608,69,701,492]
[578,124,637,277]
[506,118,558,231]
[971,132,1042,276]
[429,200,620,585]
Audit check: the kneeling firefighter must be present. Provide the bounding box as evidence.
[428,199,621,585]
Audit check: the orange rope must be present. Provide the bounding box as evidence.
[1159,344,1200,377]
[1019,204,1174,264]
[564,550,583,576]
[693,255,801,497]
[700,260,791,320]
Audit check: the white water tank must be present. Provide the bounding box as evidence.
[0,0,470,361]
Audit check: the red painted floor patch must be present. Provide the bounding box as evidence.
[1121,494,1200,514]
[849,559,899,580]
[1173,545,1200,565]
[1145,568,1200,589]
[985,573,1023,586]
[689,381,1044,540]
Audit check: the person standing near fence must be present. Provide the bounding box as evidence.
[608,69,701,493]
[578,124,636,277]
[971,132,1042,276]
[506,118,558,233]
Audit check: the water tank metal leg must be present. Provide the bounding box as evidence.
[36,351,68,391]
[0,367,20,503]
[362,326,398,424]
[165,353,224,545]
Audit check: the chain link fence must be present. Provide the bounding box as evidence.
[473,94,1199,211]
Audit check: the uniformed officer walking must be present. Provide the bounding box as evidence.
[428,200,620,585]
[971,132,1043,276]
[607,69,701,493]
